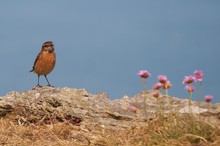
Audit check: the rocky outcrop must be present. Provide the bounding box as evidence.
[0,86,219,145]
[0,87,220,125]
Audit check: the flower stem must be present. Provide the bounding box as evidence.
[207,102,210,122]
[156,91,161,116]
[166,88,175,124]
[161,89,165,116]
[189,91,193,113]
[141,78,147,91]
[166,89,172,112]
[141,78,148,119]
[197,81,202,115]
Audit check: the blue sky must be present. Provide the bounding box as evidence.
[0,1,219,103]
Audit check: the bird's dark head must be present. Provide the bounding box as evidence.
[42,41,54,53]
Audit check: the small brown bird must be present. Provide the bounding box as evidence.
[30,41,56,87]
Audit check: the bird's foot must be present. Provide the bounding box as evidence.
[36,84,43,87]
[32,85,42,90]
[47,84,54,87]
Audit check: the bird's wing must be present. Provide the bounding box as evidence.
[30,51,43,72]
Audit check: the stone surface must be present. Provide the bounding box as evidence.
[0,86,219,145]
[0,87,219,124]
[179,105,208,114]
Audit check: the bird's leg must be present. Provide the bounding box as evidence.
[44,75,52,86]
[36,75,42,87]
[33,75,42,89]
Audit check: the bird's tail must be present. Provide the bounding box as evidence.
[29,68,34,72]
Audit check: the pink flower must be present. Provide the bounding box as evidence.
[182,75,196,84]
[152,82,163,90]
[194,70,204,82]
[129,106,138,113]
[185,84,195,92]
[137,70,151,79]
[158,75,167,83]
[153,91,160,98]
[205,95,213,102]
[163,80,172,89]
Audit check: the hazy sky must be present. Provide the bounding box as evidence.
[0,1,219,102]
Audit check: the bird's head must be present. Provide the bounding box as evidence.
[42,41,54,53]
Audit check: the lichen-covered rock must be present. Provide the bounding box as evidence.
[0,87,219,125]
[0,86,219,145]
[0,86,220,129]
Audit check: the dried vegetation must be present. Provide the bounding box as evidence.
[0,87,219,146]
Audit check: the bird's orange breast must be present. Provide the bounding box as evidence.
[34,51,56,75]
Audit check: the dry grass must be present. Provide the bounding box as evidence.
[98,114,220,146]
[0,114,219,146]
[0,119,88,146]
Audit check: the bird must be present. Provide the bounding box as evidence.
[30,41,56,87]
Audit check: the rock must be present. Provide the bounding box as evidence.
[0,87,219,145]
[1,87,219,124]
[179,105,208,114]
